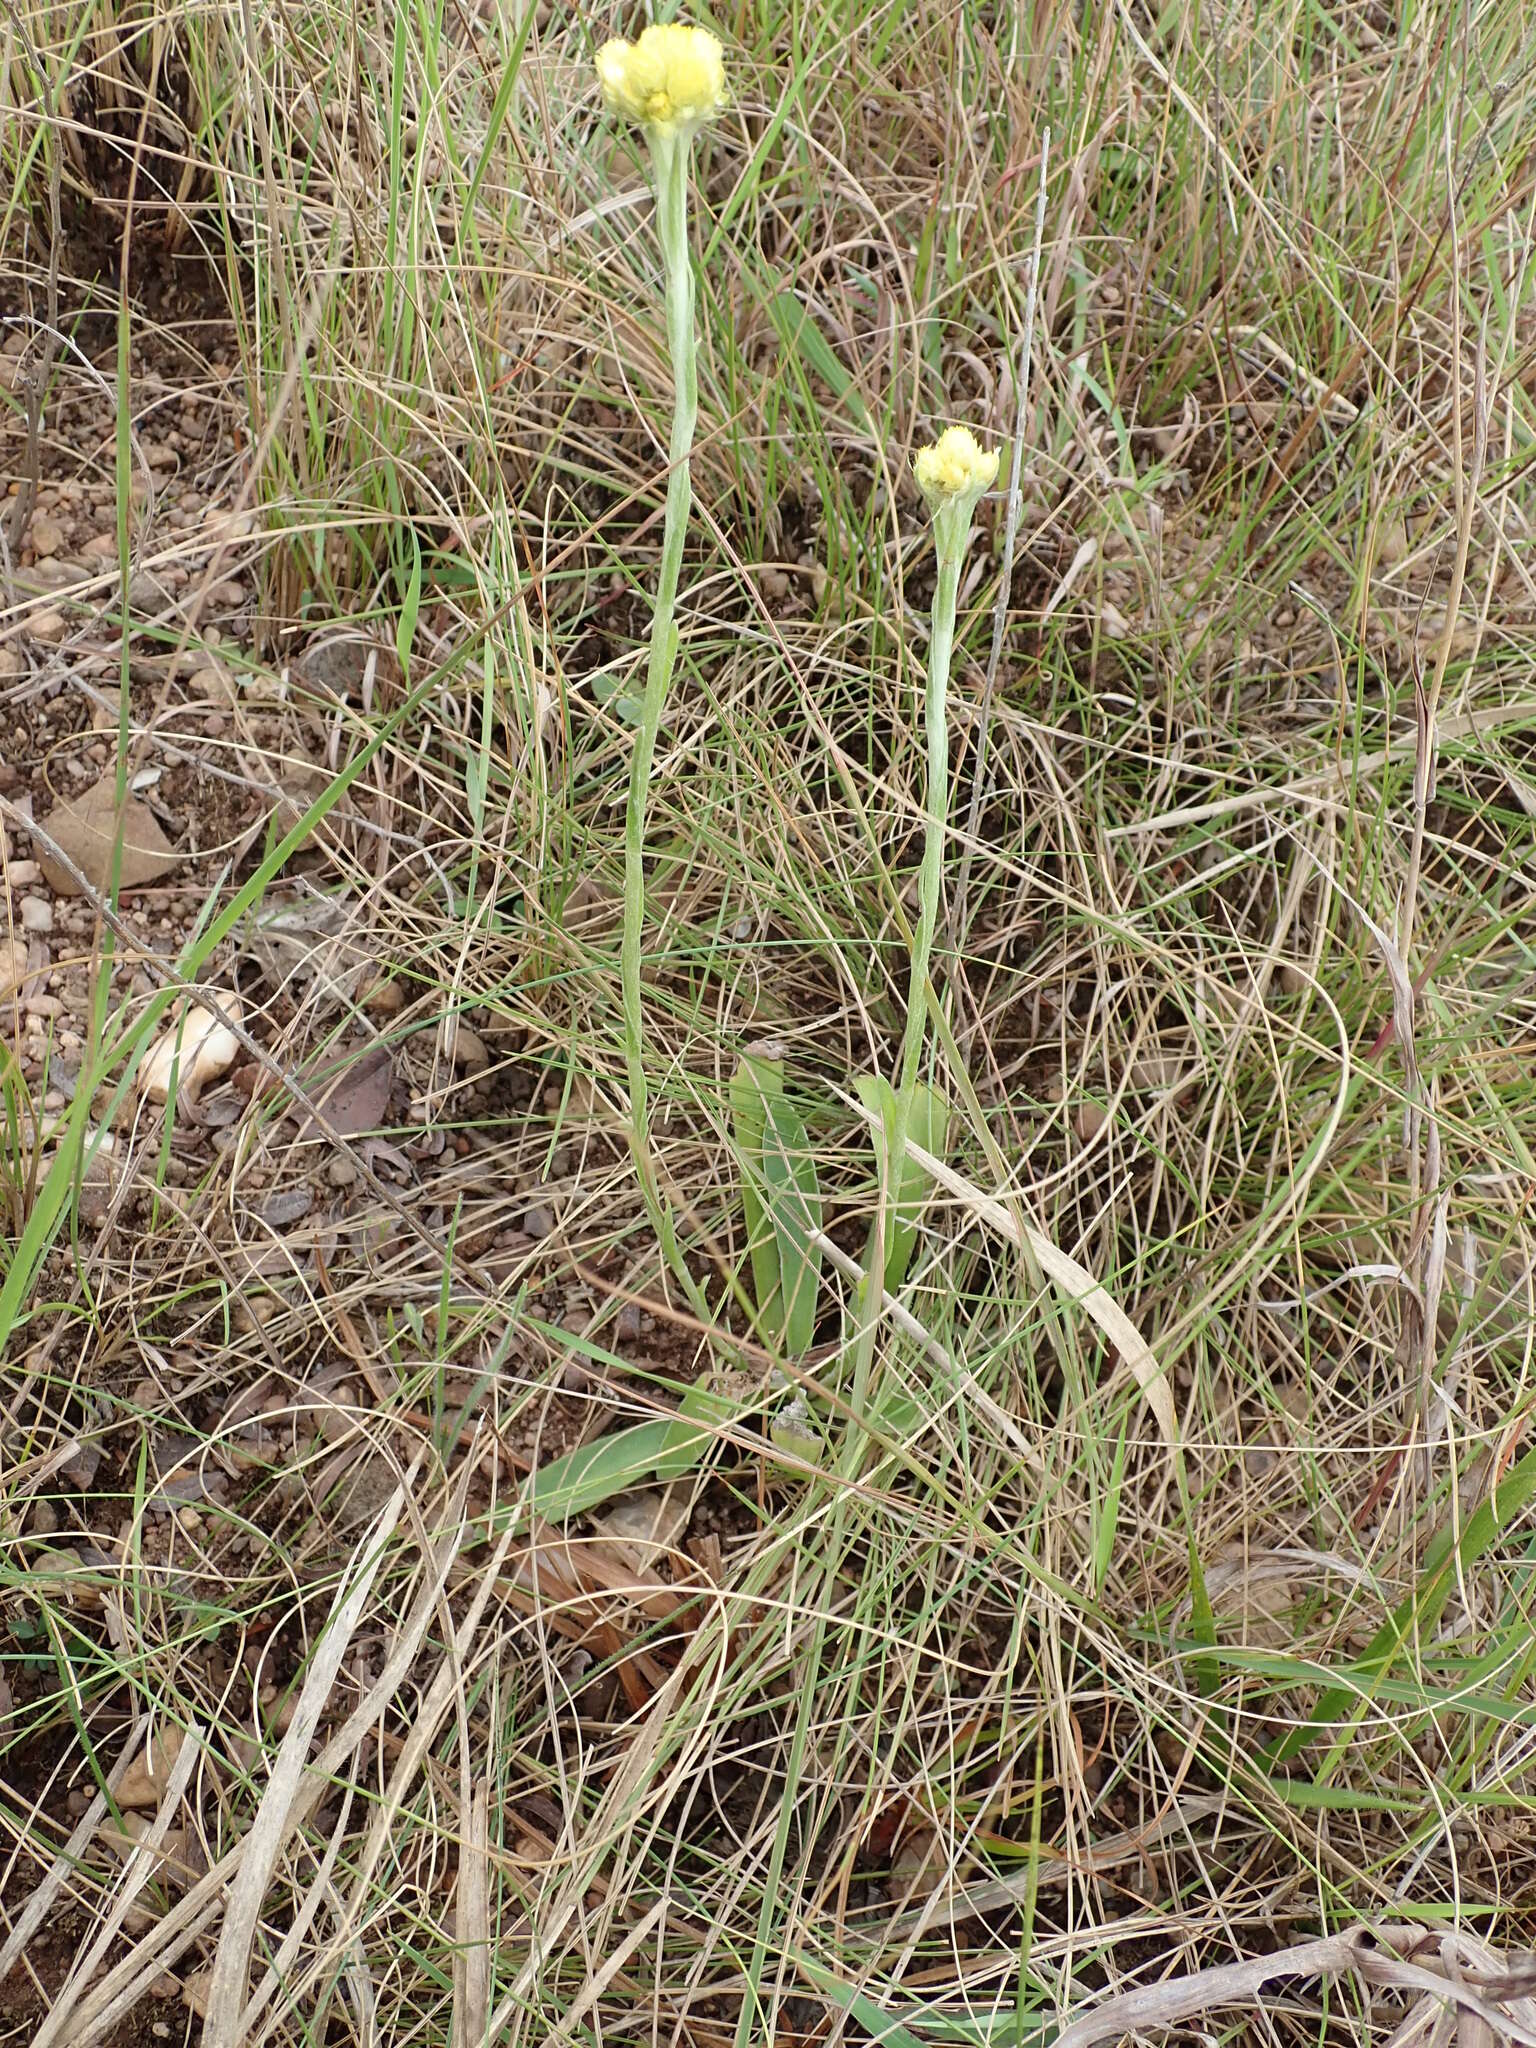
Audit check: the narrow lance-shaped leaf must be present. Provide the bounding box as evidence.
[730,1048,785,1341]
[856,1076,949,1294]
[760,1094,823,1359]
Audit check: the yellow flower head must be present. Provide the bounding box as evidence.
[596,22,727,138]
[915,426,999,507]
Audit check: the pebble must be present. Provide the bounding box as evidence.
[326,1156,357,1187]
[521,1203,554,1240]
[188,664,236,704]
[1074,1102,1109,1141]
[26,994,63,1019]
[447,1021,490,1072]
[29,557,87,590]
[29,511,64,556]
[19,895,52,933]
[6,860,40,884]
[28,608,66,643]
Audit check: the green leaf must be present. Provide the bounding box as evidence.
[761,1096,823,1359]
[761,290,872,434]
[857,1077,949,1294]
[526,1418,711,1523]
[1274,1434,1536,1771]
[731,1050,785,1341]
[395,528,422,675]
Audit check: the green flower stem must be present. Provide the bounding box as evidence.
[622,126,698,1243]
[842,499,975,1474]
[893,536,961,1136]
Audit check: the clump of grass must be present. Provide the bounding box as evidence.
[2,4,1536,2047]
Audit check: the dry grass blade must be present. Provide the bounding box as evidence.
[859,1114,1179,1452]
[1052,1926,1536,2048]
[201,1485,407,2048]
[486,1665,692,2038]
[452,1782,490,2048]
[37,1724,202,2048]
[242,1784,358,2048]
[0,1714,147,1983]
[34,1466,492,2047]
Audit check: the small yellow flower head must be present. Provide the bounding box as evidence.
[915,426,1000,508]
[596,22,727,139]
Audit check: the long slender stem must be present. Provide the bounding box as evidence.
[895,545,959,1116]
[621,130,697,1232]
[841,521,968,1474]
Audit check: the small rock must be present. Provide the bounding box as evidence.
[29,608,66,644]
[19,895,53,934]
[25,993,63,1019]
[80,532,117,562]
[98,1814,200,1886]
[29,511,64,557]
[28,558,88,591]
[0,936,26,1001]
[6,860,41,885]
[187,664,236,705]
[1074,1101,1109,1141]
[117,1726,186,1809]
[521,1203,554,1240]
[59,1439,101,1489]
[139,992,243,1104]
[442,1018,490,1072]
[256,1186,313,1228]
[361,976,403,1014]
[326,1156,357,1188]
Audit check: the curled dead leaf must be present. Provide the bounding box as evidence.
[293,1040,395,1140]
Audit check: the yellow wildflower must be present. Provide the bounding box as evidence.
[914,426,999,506]
[596,22,727,138]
